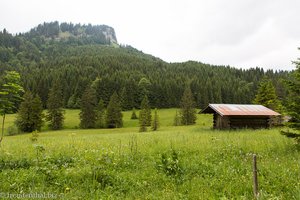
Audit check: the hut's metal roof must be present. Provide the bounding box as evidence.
[201,104,281,116]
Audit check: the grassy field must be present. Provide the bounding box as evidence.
[0,109,299,199]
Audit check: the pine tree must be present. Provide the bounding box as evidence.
[138,78,151,104]
[180,86,197,125]
[253,78,282,112]
[140,96,151,126]
[131,108,138,119]
[146,106,152,127]
[96,99,106,128]
[106,92,123,128]
[173,110,181,126]
[16,92,44,132]
[151,108,159,131]
[67,94,76,108]
[285,68,300,130]
[46,81,64,130]
[139,96,151,132]
[139,109,147,132]
[31,95,44,131]
[79,87,97,129]
[281,56,300,142]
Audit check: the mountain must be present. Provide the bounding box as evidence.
[25,21,117,44]
[0,22,290,110]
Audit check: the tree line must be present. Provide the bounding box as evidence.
[3,66,299,145]
[0,70,201,143]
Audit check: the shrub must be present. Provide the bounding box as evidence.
[7,125,19,136]
[157,149,184,183]
[30,130,39,142]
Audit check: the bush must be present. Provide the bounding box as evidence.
[157,149,184,183]
[7,125,19,136]
[30,130,39,142]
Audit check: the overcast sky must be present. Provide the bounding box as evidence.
[1,0,300,70]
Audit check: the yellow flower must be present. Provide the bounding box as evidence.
[65,187,71,193]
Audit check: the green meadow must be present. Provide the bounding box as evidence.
[1,109,299,199]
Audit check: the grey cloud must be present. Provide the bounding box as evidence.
[1,0,299,70]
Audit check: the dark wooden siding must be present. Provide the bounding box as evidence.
[212,114,271,129]
[229,116,269,129]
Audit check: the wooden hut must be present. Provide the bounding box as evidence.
[201,104,280,129]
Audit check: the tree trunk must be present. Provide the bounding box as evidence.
[0,113,5,145]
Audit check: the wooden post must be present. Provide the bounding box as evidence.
[253,154,259,198]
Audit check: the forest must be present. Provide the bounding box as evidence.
[0,22,291,110]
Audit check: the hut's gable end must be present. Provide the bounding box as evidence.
[214,114,230,129]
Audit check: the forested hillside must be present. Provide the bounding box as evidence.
[0,22,290,110]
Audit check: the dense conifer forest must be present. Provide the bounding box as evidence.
[0,22,290,110]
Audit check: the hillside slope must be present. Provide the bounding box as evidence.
[0,22,289,109]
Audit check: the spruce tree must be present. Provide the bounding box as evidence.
[138,78,151,104]
[139,96,151,132]
[79,87,97,129]
[253,78,282,112]
[139,108,147,132]
[16,92,44,132]
[180,86,197,125]
[146,107,152,127]
[285,67,300,130]
[281,56,300,142]
[151,108,159,131]
[67,94,76,108]
[106,92,123,128]
[31,95,44,131]
[140,95,151,126]
[131,108,138,119]
[46,81,64,130]
[173,110,181,126]
[96,99,106,128]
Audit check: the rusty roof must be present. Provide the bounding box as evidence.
[201,104,280,116]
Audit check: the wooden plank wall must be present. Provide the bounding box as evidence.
[229,117,269,129]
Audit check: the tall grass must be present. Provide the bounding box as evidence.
[0,109,299,199]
